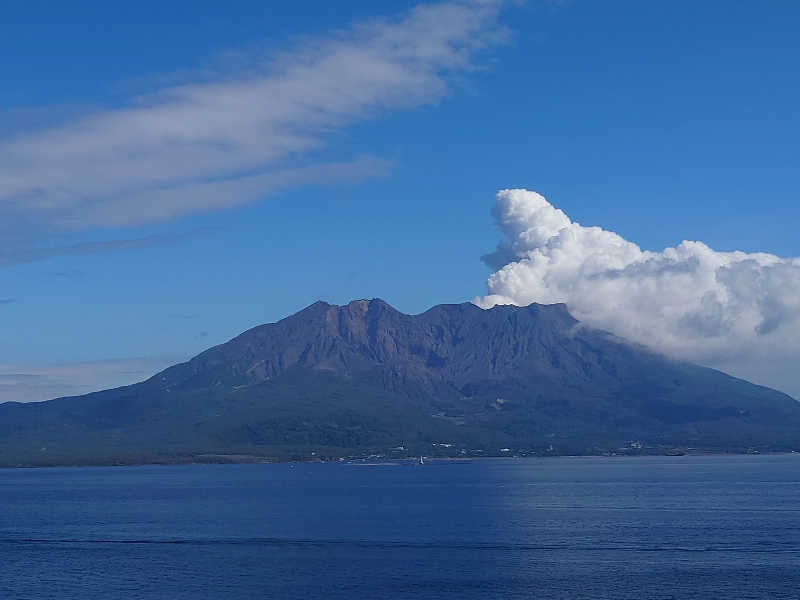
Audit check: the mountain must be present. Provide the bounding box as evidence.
[1,299,799,466]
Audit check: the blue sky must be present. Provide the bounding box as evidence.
[1,0,799,401]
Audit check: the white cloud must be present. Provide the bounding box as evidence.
[0,0,505,233]
[0,357,179,403]
[477,189,800,399]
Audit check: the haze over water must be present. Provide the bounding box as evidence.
[2,455,799,599]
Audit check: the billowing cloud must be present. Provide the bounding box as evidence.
[477,189,800,399]
[0,0,505,238]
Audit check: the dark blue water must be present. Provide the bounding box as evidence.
[1,455,799,599]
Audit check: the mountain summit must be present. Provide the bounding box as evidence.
[1,299,798,465]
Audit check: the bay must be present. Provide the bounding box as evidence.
[1,455,799,599]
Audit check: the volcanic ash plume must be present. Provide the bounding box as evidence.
[476,189,800,398]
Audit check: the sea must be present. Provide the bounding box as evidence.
[1,454,799,599]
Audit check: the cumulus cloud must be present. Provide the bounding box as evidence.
[0,0,505,238]
[477,189,800,399]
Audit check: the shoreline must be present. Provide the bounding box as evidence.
[2,450,798,470]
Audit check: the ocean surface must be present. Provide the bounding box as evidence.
[1,455,799,599]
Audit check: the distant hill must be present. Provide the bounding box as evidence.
[1,299,799,466]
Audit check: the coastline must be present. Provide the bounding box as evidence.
[2,449,798,470]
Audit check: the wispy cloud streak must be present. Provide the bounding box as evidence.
[0,231,197,267]
[0,357,180,403]
[0,1,505,234]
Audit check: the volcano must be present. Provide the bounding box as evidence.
[1,299,798,466]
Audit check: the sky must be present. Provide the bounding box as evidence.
[1,0,799,402]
